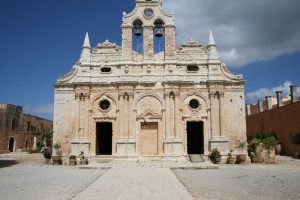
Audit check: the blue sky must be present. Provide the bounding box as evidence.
[0,0,299,120]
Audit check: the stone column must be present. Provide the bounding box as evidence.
[33,137,37,150]
[258,100,264,112]
[209,92,216,137]
[276,91,283,107]
[219,92,224,137]
[290,85,298,103]
[169,93,175,138]
[143,25,154,60]
[245,104,251,116]
[265,96,272,110]
[121,26,133,61]
[164,92,170,139]
[75,93,81,139]
[174,92,180,139]
[128,92,134,139]
[119,93,124,138]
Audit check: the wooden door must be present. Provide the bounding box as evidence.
[141,122,158,155]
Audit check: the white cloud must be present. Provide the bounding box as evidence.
[164,0,300,67]
[23,104,54,115]
[246,81,300,103]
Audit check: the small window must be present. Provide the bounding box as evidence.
[11,118,16,131]
[100,100,111,110]
[187,65,199,72]
[27,122,31,132]
[189,99,200,109]
[101,67,112,73]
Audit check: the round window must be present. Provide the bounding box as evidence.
[99,100,111,110]
[189,99,200,109]
[144,9,154,18]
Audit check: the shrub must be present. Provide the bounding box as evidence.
[209,148,221,159]
[43,148,52,159]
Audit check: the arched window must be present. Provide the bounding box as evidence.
[132,19,144,54]
[154,19,165,53]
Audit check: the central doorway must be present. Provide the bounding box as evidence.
[96,122,112,155]
[187,122,204,154]
[141,122,158,155]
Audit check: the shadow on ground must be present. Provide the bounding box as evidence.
[0,159,19,168]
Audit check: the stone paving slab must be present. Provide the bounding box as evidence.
[83,160,218,170]
[73,168,195,200]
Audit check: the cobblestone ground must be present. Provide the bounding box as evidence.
[173,156,300,200]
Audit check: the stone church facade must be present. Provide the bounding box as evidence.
[53,0,246,159]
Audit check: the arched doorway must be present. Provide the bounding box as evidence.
[9,137,14,152]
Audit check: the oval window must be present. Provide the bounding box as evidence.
[99,100,111,110]
[189,99,200,109]
[101,67,111,73]
[187,65,199,72]
[144,9,154,18]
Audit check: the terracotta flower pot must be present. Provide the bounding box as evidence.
[214,157,221,164]
[251,156,259,163]
[236,155,246,164]
[52,156,62,165]
[69,158,76,166]
[227,156,235,164]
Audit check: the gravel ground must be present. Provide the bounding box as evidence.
[0,157,107,200]
[173,156,300,200]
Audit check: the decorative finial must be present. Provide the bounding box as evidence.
[208,30,216,46]
[83,32,91,48]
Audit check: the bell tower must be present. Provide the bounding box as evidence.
[121,0,175,61]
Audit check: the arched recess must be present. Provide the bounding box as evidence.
[182,92,210,110]
[153,18,165,53]
[132,19,144,54]
[9,137,14,152]
[89,94,118,113]
[136,93,164,108]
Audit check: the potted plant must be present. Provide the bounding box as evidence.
[227,150,235,164]
[252,131,278,163]
[209,148,222,164]
[236,142,247,164]
[52,142,62,165]
[69,155,77,166]
[79,150,88,165]
[249,151,259,163]
[42,147,52,164]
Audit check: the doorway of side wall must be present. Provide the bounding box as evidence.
[9,137,14,152]
[96,122,112,155]
[187,122,204,154]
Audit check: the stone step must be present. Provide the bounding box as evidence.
[189,154,204,163]
[90,156,115,163]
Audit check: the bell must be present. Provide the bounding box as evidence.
[135,28,142,37]
[155,29,163,38]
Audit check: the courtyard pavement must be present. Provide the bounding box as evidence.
[1,153,300,200]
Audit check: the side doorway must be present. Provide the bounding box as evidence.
[187,122,204,154]
[96,123,112,155]
[9,137,14,152]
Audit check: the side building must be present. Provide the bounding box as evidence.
[246,85,300,156]
[0,103,53,153]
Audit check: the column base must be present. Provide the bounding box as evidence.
[209,136,228,152]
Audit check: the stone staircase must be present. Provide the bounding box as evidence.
[189,154,210,163]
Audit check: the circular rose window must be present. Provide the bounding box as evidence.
[99,100,111,110]
[189,99,200,109]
